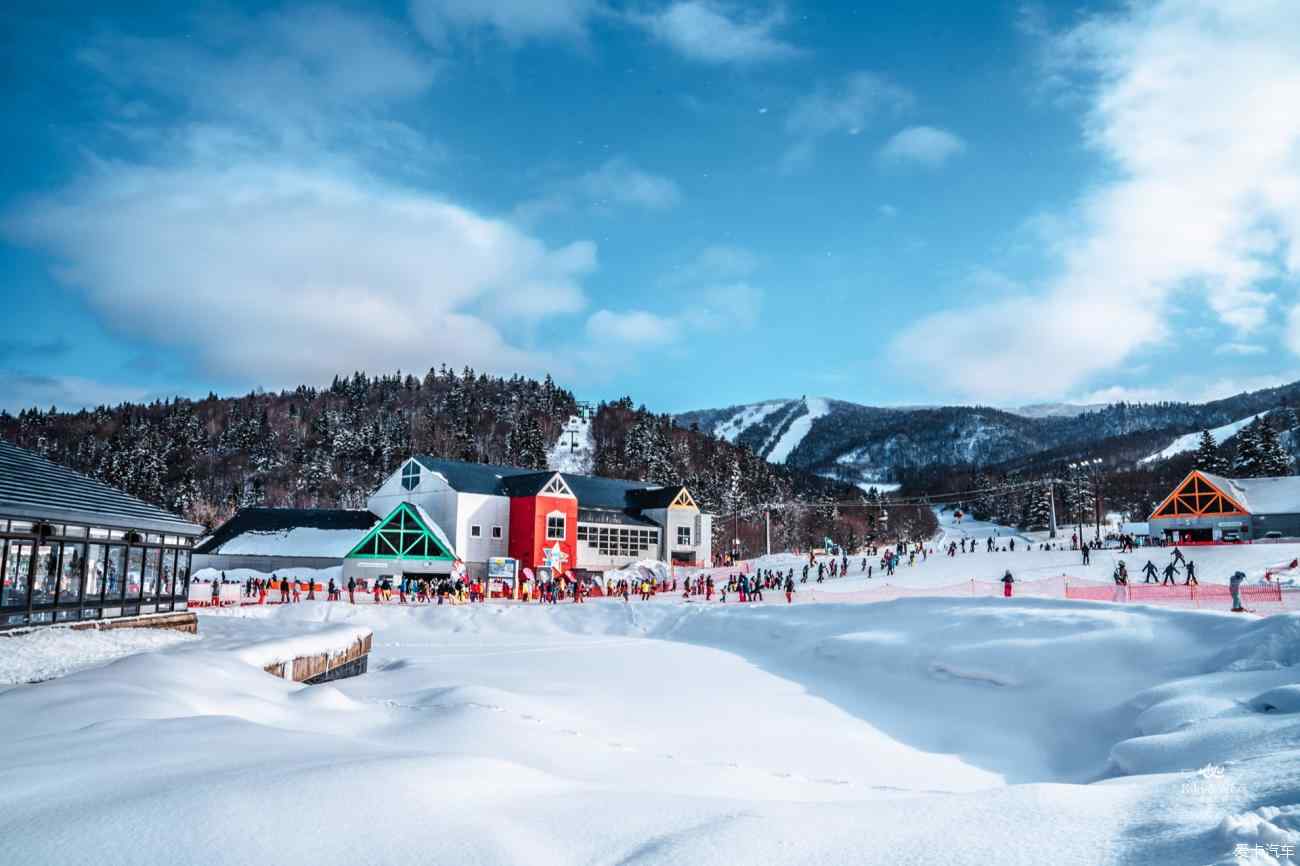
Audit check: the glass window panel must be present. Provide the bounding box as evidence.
[85,544,106,603]
[0,519,7,531]
[64,525,86,538]
[104,545,126,601]
[160,549,176,597]
[174,551,190,598]
[163,536,179,547]
[59,543,85,605]
[32,543,58,606]
[2,541,32,607]
[145,533,162,545]
[142,548,160,599]
[89,527,110,540]
[127,547,144,600]
[109,530,126,540]
[10,521,33,533]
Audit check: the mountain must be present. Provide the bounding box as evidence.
[677,382,1300,485]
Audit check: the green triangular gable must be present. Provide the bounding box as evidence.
[346,503,455,561]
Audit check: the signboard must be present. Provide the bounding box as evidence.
[487,557,518,581]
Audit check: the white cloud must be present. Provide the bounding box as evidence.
[514,157,682,222]
[1075,372,1300,406]
[7,9,601,391]
[409,0,599,45]
[0,372,162,413]
[1215,342,1268,357]
[586,309,678,346]
[878,125,966,167]
[896,0,1300,401]
[577,158,682,210]
[635,2,798,64]
[7,163,595,387]
[783,72,911,169]
[682,282,763,330]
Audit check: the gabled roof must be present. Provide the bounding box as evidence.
[500,471,575,498]
[1201,472,1300,515]
[626,485,689,509]
[1150,471,1249,520]
[195,508,377,555]
[0,439,202,535]
[412,457,538,495]
[346,501,455,561]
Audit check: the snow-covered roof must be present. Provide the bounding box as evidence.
[196,508,377,557]
[1200,473,1300,515]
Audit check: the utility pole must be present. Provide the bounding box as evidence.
[1048,479,1058,539]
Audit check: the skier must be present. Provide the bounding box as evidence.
[706,575,714,601]
[1184,560,1198,586]
[347,576,356,604]
[784,573,795,604]
[1142,561,1158,584]
[1082,545,1091,566]
[1229,571,1247,612]
[1001,570,1015,597]
[1162,561,1181,586]
[1171,546,1186,565]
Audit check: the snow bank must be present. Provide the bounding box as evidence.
[4,597,1300,864]
[231,623,372,672]
[0,625,196,685]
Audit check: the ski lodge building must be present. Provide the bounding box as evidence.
[1148,470,1300,542]
[0,440,203,630]
[199,457,713,585]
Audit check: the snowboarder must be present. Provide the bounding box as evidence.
[1001,570,1015,597]
[1229,571,1247,612]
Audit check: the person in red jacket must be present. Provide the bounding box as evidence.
[1001,570,1015,597]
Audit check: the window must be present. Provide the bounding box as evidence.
[142,548,161,599]
[2,541,32,608]
[127,547,144,601]
[401,461,421,491]
[58,543,84,605]
[31,544,58,605]
[677,526,692,546]
[546,515,566,540]
[174,551,191,599]
[105,546,125,601]
[470,524,482,538]
[491,526,503,539]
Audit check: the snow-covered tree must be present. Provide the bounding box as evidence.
[1257,418,1293,477]
[1233,419,1265,476]
[1192,429,1229,474]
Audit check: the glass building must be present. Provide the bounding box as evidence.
[0,440,203,629]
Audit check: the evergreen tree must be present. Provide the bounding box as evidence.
[1233,419,1265,476]
[1257,418,1293,477]
[1192,429,1229,474]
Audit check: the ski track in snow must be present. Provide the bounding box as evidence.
[767,397,831,464]
[715,401,787,443]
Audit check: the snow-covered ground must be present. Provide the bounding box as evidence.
[2,599,1299,864]
[754,510,1300,592]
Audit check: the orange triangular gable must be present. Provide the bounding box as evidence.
[1150,471,1250,519]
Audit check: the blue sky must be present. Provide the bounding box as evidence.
[3,0,1300,415]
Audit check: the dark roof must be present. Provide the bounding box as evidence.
[627,486,685,509]
[412,457,537,495]
[0,439,202,535]
[560,473,664,510]
[578,508,660,527]
[500,471,563,497]
[194,508,377,554]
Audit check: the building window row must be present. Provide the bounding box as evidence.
[576,524,659,558]
[0,521,193,627]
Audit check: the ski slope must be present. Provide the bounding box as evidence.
[715,400,787,442]
[768,396,830,463]
[1141,411,1268,464]
[3,599,1300,865]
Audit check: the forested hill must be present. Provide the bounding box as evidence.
[0,367,858,533]
[678,381,1300,488]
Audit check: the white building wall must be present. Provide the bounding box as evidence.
[367,463,491,561]
[454,492,511,564]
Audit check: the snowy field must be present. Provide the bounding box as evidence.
[752,511,1300,592]
[2,596,1300,865]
